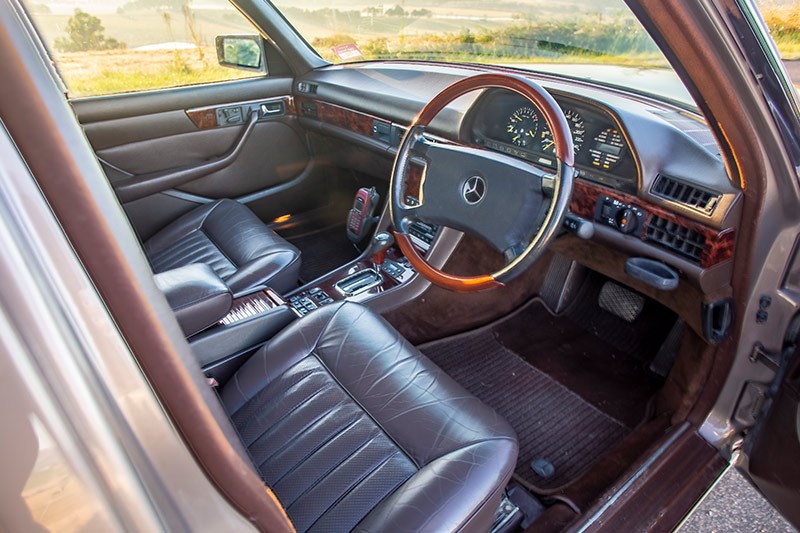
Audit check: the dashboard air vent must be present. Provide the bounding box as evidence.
[652,175,720,215]
[645,215,705,263]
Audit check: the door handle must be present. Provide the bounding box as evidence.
[113,110,258,203]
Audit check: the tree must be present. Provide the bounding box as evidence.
[54,9,126,52]
[385,5,406,17]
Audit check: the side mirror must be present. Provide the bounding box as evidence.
[216,35,267,73]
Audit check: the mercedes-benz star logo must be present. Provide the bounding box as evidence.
[462,176,486,205]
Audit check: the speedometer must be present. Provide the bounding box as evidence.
[506,107,539,148]
[539,108,585,155]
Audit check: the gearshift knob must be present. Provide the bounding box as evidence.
[367,232,395,267]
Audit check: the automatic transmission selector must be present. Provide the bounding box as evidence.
[334,232,395,298]
[366,232,395,269]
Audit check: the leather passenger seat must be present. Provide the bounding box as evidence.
[221,301,519,532]
[144,199,300,294]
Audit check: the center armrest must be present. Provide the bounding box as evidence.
[154,263,233,337]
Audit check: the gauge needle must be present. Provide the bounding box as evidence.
[543,141,554,150]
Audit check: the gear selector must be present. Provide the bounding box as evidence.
[334,232,395,297]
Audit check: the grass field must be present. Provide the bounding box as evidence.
[761,3,800,59]
[56,48,256,96]
[30,2,800,97]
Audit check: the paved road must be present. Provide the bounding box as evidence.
[680,469,795,532]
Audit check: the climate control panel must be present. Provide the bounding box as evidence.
[595,195,646,235]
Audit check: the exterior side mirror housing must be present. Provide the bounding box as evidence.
[216,35,267,73]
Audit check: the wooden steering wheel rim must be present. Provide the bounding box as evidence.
[390,73,575,293]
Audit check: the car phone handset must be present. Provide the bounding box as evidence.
[347,187,381,243]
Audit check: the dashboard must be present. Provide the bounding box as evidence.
[467,89,639,193]
[294,61,742,299]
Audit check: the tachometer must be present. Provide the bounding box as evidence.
[589,127,625,170]
[506,107,539,148]
[539,108,586,156]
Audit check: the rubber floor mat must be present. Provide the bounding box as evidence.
[286,225,360,283]
[421,329,629,493]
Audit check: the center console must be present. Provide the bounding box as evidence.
[188,287,295,381]
[158,189,453,384]
[285,219,436,317]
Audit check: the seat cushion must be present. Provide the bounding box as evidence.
[221,302,518,532]
[144,199,300,294]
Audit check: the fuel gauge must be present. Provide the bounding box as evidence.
[589,128,625,170]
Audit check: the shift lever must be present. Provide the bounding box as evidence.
[365,232,395,271]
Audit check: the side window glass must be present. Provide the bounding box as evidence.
[25,1,264,98]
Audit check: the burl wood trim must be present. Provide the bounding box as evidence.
[309,252,402,300]
[186,107,218,129]
[403,161,425,203]
[185,96,295,129]
[310,99,386,136]
[570,179,735,268]
[395,232,503,293]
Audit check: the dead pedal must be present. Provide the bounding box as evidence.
[598,281,645,323]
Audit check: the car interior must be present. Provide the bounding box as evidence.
[84,62,738,529]
[7,0,800,531]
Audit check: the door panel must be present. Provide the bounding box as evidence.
[97,121,309,198]
[742,342,800,530]
[70,77,327,239]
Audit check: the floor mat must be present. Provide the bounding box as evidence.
[495,301,664,427]
[421,329,630,493]
[286,225,361,283]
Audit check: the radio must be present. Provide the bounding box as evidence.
[347,187,380,243]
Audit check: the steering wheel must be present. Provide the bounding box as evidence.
[390,73,575,292]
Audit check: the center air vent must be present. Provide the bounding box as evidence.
[652,175,720,215]
[645,215,705,263]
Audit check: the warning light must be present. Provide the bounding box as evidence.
[273,214,292,223]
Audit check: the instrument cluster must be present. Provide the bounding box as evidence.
[470,90,639,192]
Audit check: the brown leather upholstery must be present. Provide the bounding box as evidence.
[145,199,300,294]
[221,302,518,532]
[153,263,232,337]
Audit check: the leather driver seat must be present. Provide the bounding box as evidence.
[221,302,518,532]
[144,199,301,294]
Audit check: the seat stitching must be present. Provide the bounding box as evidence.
[305,449,408,532]
[230,365,321,421]
[200,227,238,269]
[251,394,350,464]
[312,351,421,470]
[268,413,365,486]
[199,198,226,226]
[310,301,350,351]
[282,432,382,509]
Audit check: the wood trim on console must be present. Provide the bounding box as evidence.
[570,179,735,268]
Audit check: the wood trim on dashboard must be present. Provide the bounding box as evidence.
[298,97,735,270]
[297,97,388,136]
[571,179,735,268]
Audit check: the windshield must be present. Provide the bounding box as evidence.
[273,0,693,106]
